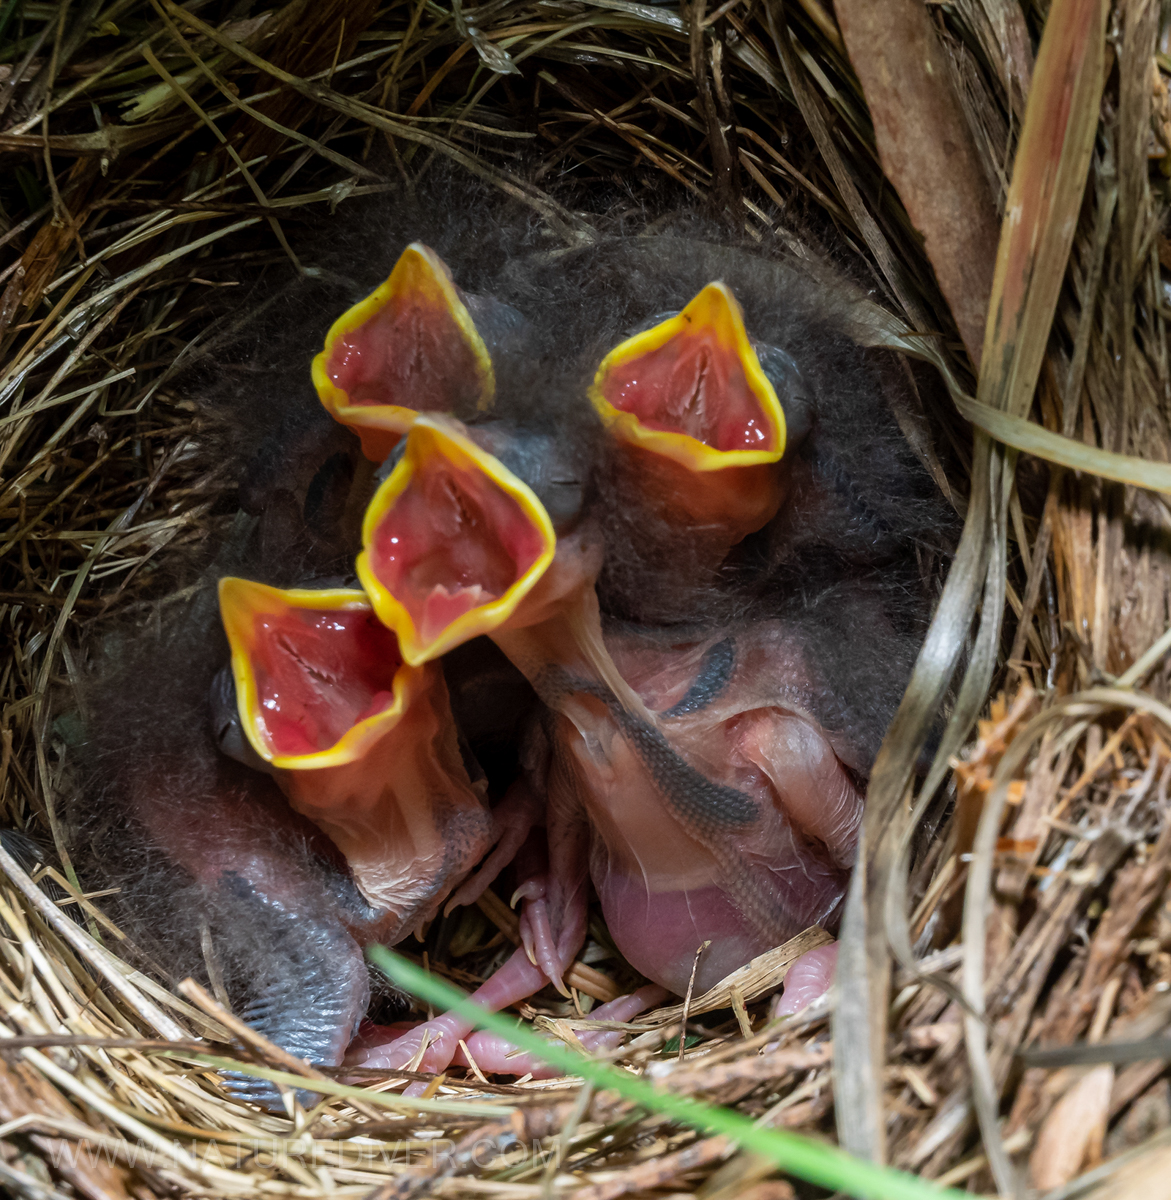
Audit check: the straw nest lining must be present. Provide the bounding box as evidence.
[2,0,1171,1196]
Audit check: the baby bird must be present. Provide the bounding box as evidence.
[74,578,378,1108]
[215,578,494,948]
[341,235,949,1074]
[66,238,544,1105]
[66,197,952,1096]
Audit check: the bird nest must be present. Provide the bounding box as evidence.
[2,1,1171,1197]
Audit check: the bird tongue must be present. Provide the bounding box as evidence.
[357,415,556,664]
[218,578,414,767]
[312,243,494,462]
[416,582,498,641]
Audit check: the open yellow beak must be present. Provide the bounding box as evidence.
[217,577,419,770]
[356,415,556,667]
[311,243,495,463]
[589,282,786,471]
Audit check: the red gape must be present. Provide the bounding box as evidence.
[246,606,402,757]
[358,416,556,666]
[218,579,495,947]
[589,282,788,543]
[595,285,781,452]
[361,426,551,652]
[312,243,495,462]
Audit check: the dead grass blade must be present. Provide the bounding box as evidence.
[959,2,1109,1192]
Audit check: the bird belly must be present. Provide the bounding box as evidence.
[596,871,767,995]
[557,698,841,995]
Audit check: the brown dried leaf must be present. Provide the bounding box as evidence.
[979,0,1109,420]
[1029,1064,1114,1189]
[1092,1141,1171,1200]
[14,158,99,315]
[834,0,1000,366]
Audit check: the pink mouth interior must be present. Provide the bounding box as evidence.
[326,294,484,412]
[368,456,546,643]
[602,331,777,452]
[250,607,403,757]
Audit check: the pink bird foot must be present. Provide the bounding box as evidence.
[347,943,564,1093]
[460,984,669,1078]
[771,942,838,1017]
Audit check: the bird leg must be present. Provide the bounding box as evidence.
[458,983,669,1078]
[350,793,590,1085]
[443,776,544,914]
[349,933,587,1088]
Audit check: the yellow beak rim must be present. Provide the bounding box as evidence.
[588,281,787,471]
[311,243,495,449]
[356,415,557,667]
[218,577,417,771]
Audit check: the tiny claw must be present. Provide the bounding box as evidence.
[519,896,569,997]
[520,920,539,968]
[510,878,545,909]
[446,834,532,917]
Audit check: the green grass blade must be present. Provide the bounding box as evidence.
[368,946,968,1200]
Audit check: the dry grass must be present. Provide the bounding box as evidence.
[2,0,1171,1195]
